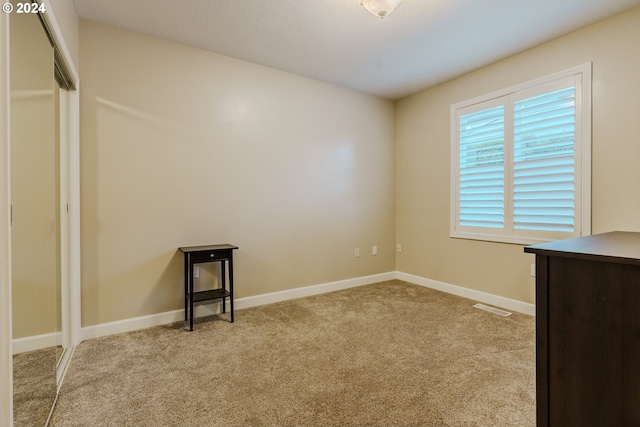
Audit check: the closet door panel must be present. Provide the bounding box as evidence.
[10,7,57,427]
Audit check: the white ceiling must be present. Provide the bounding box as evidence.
[72,0,640,100]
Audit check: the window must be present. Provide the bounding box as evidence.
[450,64,591,244]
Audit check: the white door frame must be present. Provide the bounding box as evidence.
[1,10,14,427]
[57,84,81,387]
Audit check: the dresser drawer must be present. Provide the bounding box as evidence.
[191,249,231,263]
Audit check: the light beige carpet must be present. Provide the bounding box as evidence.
[49,280,535,426]
[12,347,57,426]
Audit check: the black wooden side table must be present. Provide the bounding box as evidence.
[179,244,238,331]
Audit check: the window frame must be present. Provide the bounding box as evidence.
[450,64,592,245]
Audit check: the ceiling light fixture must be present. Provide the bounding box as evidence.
[361,0,404,19]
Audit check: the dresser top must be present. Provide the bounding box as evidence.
[525,231,640,265]
[179,244,238,253]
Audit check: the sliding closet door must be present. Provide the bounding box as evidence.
[10,7,57,427]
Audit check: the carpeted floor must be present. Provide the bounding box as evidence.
[49,280,536,426]
[12,347,58,426]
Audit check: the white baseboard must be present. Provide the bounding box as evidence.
[235,272,396,310]
[81,309,185,341]
[81,271,396,341]
[396,272,535,316]
[20,271,533,348]
[12,332,61,355]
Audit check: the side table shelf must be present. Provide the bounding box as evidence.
[179,244,238,331]
[192,289,230,303]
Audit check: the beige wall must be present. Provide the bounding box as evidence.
[79,7,640,326]
[396,7,640,304]
[79,20,396,327]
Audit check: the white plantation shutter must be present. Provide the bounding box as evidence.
[513,86,576,232]
[451,64,591,244]
[459,105,505,228]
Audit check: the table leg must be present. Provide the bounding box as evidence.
[229,254,234,323]
[221,260,226,314]
[184,254,189,322]
[189,257,194,332]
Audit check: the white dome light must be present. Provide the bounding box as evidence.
[361,0,404,19]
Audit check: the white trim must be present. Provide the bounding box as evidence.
[396,272,535,316]
[235,272,396,310]
[45,392,59,427]
[451,63,592,112]
[12,332,61,355]
[81,272,396,341]
[59,88,69,350]
[450,63,592,245]
[79,271,535,342]
[66,88,81,348]
[81,309,184,341]
[58,87,81,349]
[0,10,13,427]
[579,63,592,237]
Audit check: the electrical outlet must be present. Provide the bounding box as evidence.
[194,266,200,278]
[530,264,536,277]
[355,248,360,258]
[396,243,402,253]
[372,246,377,256]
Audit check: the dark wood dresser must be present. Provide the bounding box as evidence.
[525,231,640,426]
